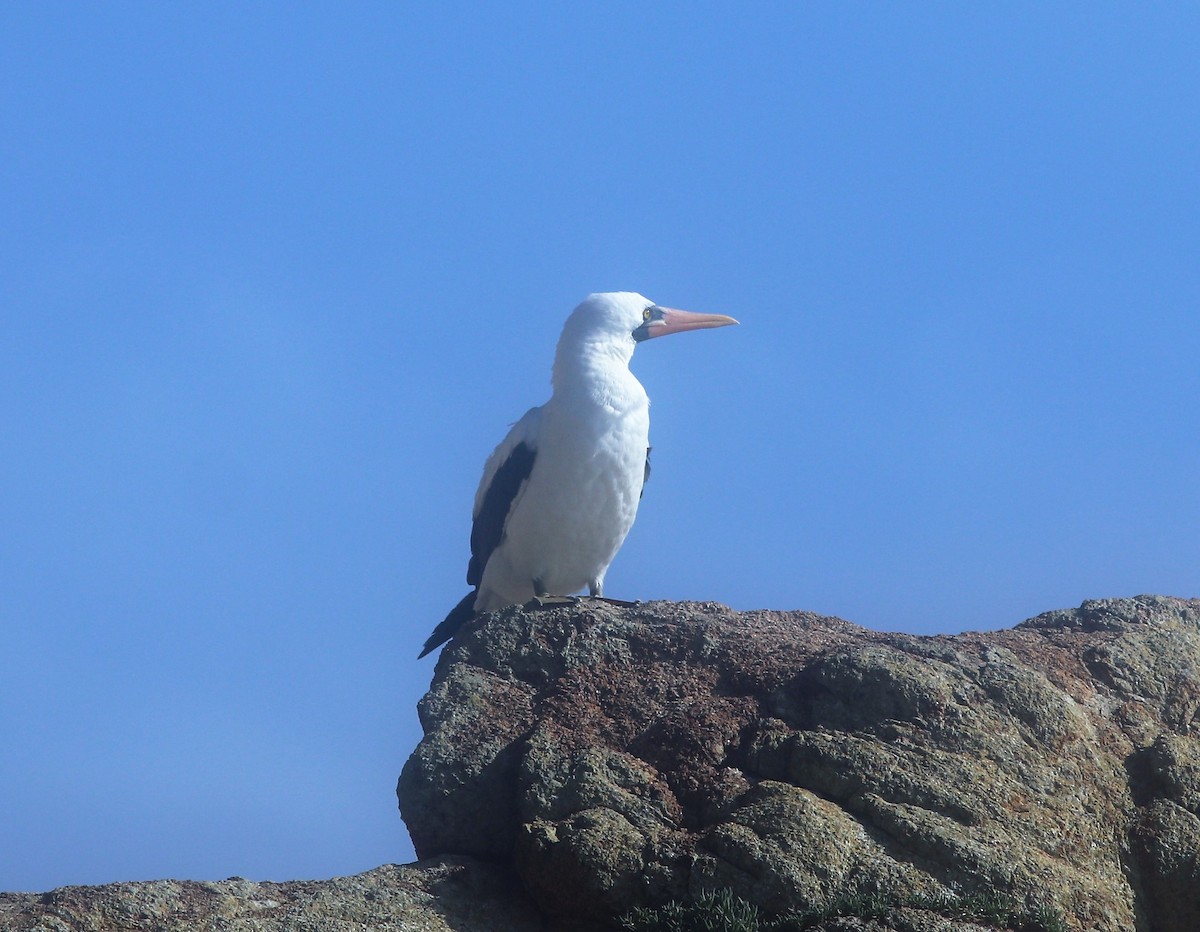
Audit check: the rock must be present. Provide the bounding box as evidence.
[398,595,1200,931]
[6,596,1199,932]
[0,857,542,932]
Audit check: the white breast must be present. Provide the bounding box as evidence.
[476,374,650,609]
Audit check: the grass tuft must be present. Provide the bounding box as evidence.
[622,888,762,932]
[620,885,1069,932]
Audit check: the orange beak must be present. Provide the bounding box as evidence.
[638,306,739,340]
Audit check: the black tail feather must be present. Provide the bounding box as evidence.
[419,592,477,658]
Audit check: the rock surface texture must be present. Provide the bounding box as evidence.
[0,858,541,932]
[399,595,1200,932]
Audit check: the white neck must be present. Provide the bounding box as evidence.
[551,334,644,411]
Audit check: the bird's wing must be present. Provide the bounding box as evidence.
[641,445,651,499]
[467,406,541,587]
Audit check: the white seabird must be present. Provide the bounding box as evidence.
[420,291,737,657]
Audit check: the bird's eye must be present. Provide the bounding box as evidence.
[642,308,652,322]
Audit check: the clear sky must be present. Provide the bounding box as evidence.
[2,2,1197,894]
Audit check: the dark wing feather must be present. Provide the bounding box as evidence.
[640,446,651,499]
[419,592,476,658]
[420,435,537,659]
[467,440,536,586]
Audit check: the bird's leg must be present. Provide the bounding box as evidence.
[525,578,580,609]
[584,579,639,607]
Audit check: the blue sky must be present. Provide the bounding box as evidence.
[2,3,1197,893]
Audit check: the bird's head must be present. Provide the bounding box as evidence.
[553,292,738,397]
[560,292,738,353]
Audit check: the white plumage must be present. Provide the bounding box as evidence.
[420,291,736,657]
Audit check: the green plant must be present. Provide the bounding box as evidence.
[619,885,1070,932]
[622,887,764,932]
[770,889,894,928]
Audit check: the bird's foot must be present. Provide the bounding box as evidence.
[522,594,641,611]
[524,594,581,610]
[584,596,642,608]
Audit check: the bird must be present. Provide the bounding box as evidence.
[419,292,738,658]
